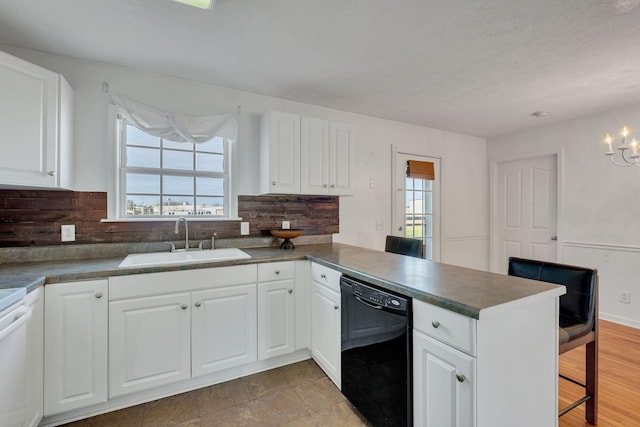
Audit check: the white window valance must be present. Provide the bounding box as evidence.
[111,95,238,143]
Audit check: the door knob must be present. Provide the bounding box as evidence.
[288,289,293,294]
[456,374,465,383]
[195,302,201,307]
[334,305,339,310]
[550,235,558,241]
[181,304,188,310]
[95,292,103,299]
[398,226,403,231]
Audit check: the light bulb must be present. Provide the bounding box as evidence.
[622,126,629,138]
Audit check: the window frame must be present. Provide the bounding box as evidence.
[106,105,239,221]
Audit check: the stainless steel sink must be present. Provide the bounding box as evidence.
[0,287,26,313]
[118,248,251,269]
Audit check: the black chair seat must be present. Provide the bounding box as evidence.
[384,235,423,258]
[508,256,598,425]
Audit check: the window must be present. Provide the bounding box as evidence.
[112,114,234,219]
[405,177,433,260]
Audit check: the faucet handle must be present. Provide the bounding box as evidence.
[163,241,176,252]
[198,240,207,250]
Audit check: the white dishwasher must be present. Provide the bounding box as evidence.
[0,288,31,427]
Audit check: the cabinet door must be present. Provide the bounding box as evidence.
[0,50,59,188]
[258,279,295,360]
[25,288,43,427]
[301,116,329,194]
[413,331,475,427]
[44,280,108,415]
[311,281,341,388]
[329,121,353,195]
[109,293,191,397]
[260,111,301,194]
[192,284,257,376]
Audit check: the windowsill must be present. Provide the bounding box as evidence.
[101,217,243,223]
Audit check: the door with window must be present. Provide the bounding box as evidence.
[393,153,441,261]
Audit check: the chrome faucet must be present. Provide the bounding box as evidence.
[174,217,189,250]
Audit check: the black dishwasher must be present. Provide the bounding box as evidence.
[340,275,412,427]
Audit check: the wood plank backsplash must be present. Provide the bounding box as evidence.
[0,191,339,247]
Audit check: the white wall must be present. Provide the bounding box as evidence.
[2,45,489,269]
[488,104,640,328]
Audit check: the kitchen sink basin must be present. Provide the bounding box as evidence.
[118,248,251,269]
[0,287,26,313]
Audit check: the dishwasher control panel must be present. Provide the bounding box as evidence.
[348,279,408,312]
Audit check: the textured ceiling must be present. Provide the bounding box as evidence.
[1,0,640,138]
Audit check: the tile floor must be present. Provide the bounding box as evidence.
[63,360,370,427]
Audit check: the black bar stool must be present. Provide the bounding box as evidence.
[384,235,424,258]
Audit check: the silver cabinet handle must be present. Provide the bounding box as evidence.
[456,374,465,383]
[271,181,277,186]
[288,288,293,294]
[95,292,103,299]
[48,171,56,176]
[334,305,339,310]
[320,274,327,279]
[181,304,188,310]
[275,270,280,275]
[431,320,440,328]
[551,235,558,241]
[195,302,201,307]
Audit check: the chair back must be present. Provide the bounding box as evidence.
[508,257,597,331]
[385,235,424,258]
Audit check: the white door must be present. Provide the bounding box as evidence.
[310,281,341,389]
[394,153,441,261]
[192,285,257,376]
[109,293,191,397]
[257,280,295,360]
[413,331,475,427]
[262,111,301,193]
[44,280,108,415]
[494,155,557,273]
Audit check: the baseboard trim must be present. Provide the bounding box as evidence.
[600,313,640,329]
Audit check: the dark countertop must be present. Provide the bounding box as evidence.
[0,243,564,319]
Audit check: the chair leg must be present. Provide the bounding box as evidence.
[585,338,598,424]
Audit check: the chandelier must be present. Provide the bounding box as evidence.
[604,126,640,166]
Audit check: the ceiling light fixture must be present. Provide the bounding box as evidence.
[603,126,640,166]
[172,0,214,10]
[530,110,550,118]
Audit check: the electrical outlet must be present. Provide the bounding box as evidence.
[282,220,290,229]
[376,220,384,230]
[61,224,75,242]
[240,222,250,235]
[620,291,631,304]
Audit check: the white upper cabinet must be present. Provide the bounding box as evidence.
[260,111,301,194]
[0,50,73,189]
[261,111,353,196]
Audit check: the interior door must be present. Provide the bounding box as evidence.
[393,153,441,261]
[495,154,558,273]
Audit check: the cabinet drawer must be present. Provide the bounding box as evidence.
[413,299,476,356]
[258,261,295,282]
[311,263,341,292]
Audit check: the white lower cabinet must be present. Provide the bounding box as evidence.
[413,330,475,427]
[257,262,295,360]
[25,288,44,427]
[109,293,191,397]
[310,263,342,388]
[192,284,257,376]
[44,280,108,416]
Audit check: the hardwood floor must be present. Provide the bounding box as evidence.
[559,320,640,427]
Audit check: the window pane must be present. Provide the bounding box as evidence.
[162,196,194,215]
[423,215,433,238]
[406,178,413,190]
[163,175,193,195]
[163,140,193,151]
[127,126,160,147]
[196,197,224,216]
[424,193,432,214]
[424,180,433,191]
[125,195,160,216]
[196,137,224,153]
[163,150,193,170]
[126,147,160,168]
[196,177,224,196]
[196,153,224,172]
[127,174,160,194]
[414,179,423,190]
